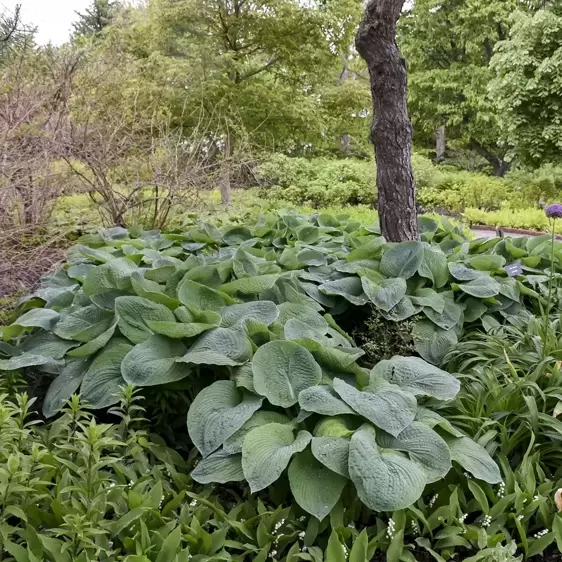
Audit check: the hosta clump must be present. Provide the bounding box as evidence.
[187,351,501,520]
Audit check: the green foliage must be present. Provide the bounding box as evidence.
[73,0,117,37]
[0,211,513,520]
[257,153,439,207]
[490,8,562,166]
[419,171,510,213]
[465,208,562,233]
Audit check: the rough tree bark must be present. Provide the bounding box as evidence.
[356,0,419,242]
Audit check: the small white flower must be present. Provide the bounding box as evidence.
[517,515,524,521]
[428,494,439,508]
[298,531,305,539]
[533,495,539,501]
[481,515,492,528]
[189,499,197,507]
[298,516,306,522]
[463,472,472,479]
[459,513,468,524]
[302,546,308,553]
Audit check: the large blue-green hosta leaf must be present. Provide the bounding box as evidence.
[252,340,322,407]
[122,335,190,386]
[360,277,407,312]
[178,328,252,366]
[311,436,350,478]
[188,380,263,458]
[377,422,451,482]
[220,301,279,328]
[349,425,426,511]
[54,304,114,342]
[418,247,449,288]
[43,358,91,417]
[457,277,501,298]
[242,423,312,492]
[372,356,460,400]
[380,241,424,279]
[412,320,458,365]
[80,338,132,409]
[288,448,347,520]
[333,377,416,437]
[83,257,137,296]
[298,385,355,416]
[115,296,175,344]
[424,292,463,331]
[2,308,60,340]
[320,277,368,306]
[223,411,291,454]
[444,435,502,484]
[220,274,280,295]
[191,450,244,484]
[177,279,231,311]
[66,320,118,358]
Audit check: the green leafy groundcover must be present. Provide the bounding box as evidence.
[1,211,555,518]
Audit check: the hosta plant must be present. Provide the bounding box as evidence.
[187,352,501,520]
[1,212,558,412]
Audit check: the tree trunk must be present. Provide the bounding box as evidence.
[470,138,511,178]
[436,123,446,162]
[356,0,418,242]
[220,133,233,206]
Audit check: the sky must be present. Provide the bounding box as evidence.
[1,0,92,45]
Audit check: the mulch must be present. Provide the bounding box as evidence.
[0,229,68,314]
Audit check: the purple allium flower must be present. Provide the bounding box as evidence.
[546,204,562,219]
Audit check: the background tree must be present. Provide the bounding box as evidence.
[0,4,33,64]
[490,7,562,167]
[399,0,517,176]
[103,0,363,204]
[73,0,118,37]
[356,0,418,242]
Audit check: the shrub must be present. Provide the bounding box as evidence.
[257,153,440,207]
[418,170,511,213]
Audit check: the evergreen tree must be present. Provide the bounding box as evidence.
[73,0,116,37]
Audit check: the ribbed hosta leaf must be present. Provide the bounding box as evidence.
[43,358,91,417]
[242,423,312,492]
[380,241,424,279]
[115,296,175,344]
[377,422,451,482]
[253,340,322,407]
[372,356,460,400]
[81,338,132,409]
[333,378,416,437]
[349,425,426,511]
[223,410,291,454]
[54,305,114,342]
[311,436,350,478]
[444,435,502,483]
[288,448,347,520]
[188,380,263,457]
[220,301,279,328]
[122,335,190,386]
[191,450,244,484]
[298,385,355,416]
[178,328,253,366]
